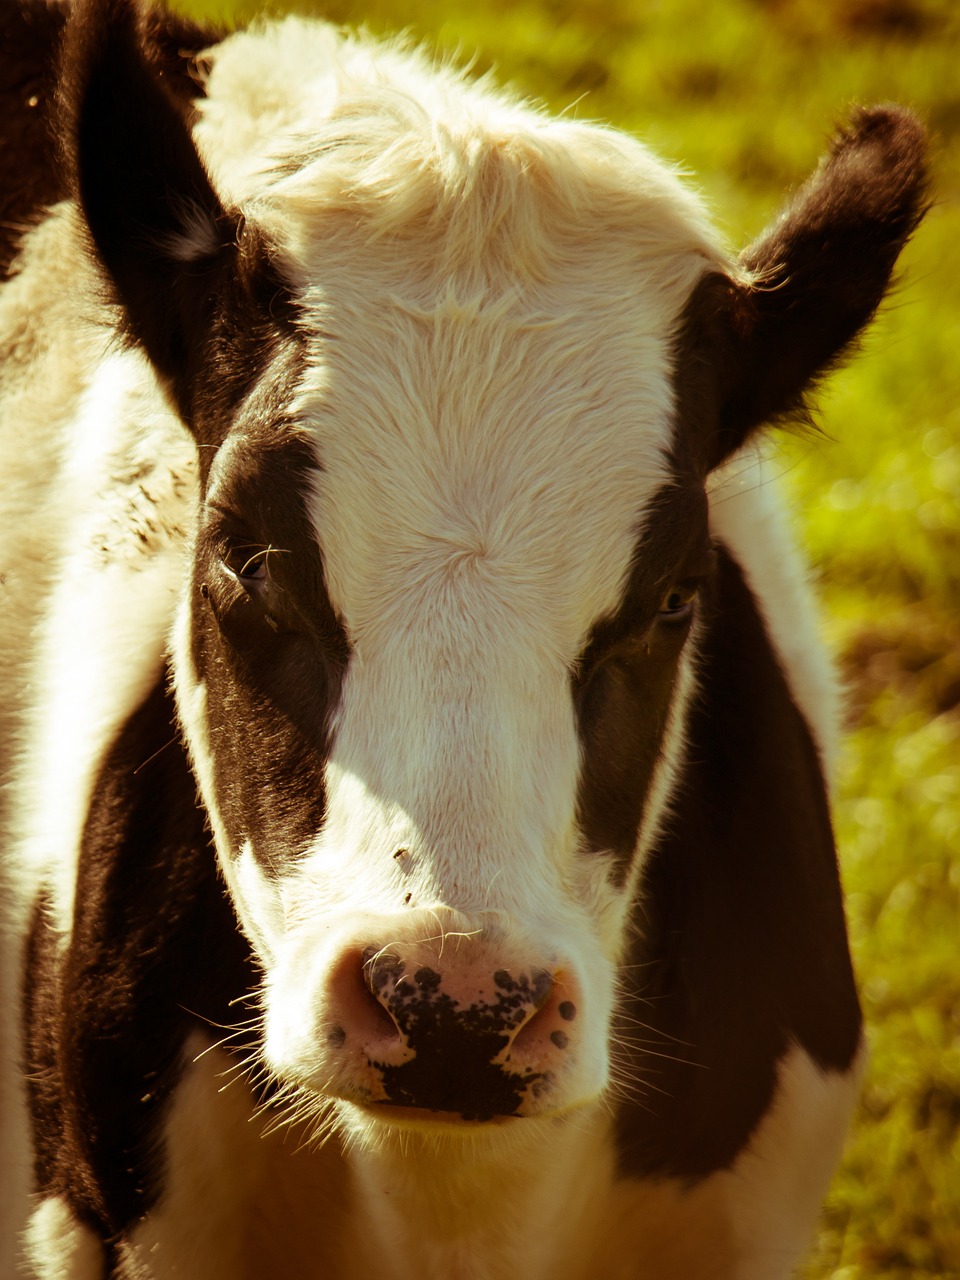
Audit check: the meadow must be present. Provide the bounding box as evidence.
[173,0,960,1272]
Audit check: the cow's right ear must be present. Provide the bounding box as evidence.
[679,106,929,473]
[61,0,238,420]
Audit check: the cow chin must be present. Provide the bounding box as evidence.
[334,1100,592,1167]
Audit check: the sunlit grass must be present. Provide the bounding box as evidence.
[172,0,959,1272]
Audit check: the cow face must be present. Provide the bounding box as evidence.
[174,203,715,1121]
[65,0,926,1127]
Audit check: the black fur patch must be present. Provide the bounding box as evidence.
[614,547,861,1180]
[674,107,928,473]
[62,0,297,439]
[22,670,257,1244]
[604,113,924,1161]
[574,480,712,881]
[192,428,349,874]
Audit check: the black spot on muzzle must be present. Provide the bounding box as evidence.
[366,963,550,1120]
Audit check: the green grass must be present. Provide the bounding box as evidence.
[172,0,960,1272]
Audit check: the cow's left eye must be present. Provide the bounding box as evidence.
[657,583,698,623]
[237,551,269,582]
[225,544,272,586]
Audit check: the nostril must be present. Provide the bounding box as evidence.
[328,948,404,1050]
[362,946,403,997]
[508,1001,548,1054]
[507,971,577,1058]
[531,968,554,1009]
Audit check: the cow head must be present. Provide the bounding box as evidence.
[64,0,926,1130]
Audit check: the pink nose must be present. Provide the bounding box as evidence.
[324,941,580,1119]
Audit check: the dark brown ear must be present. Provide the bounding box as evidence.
[677,106,929,473]
[61,0,238,417]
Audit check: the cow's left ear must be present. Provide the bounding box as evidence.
[680,106,929,472]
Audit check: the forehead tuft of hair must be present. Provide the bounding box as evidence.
[192,18,725,284]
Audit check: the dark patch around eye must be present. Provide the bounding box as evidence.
[191,432,349,877]
[202,435,349,664]
[575,484,711,676]
[576,646,681,881]
[574,482,713,883]
[658,582,699,621]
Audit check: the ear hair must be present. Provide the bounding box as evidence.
[681,105,929,473]
[60,0,238,405]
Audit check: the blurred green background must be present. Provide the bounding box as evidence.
[173,0,959,1272]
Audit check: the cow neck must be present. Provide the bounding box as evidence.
[339,1105,610,1280]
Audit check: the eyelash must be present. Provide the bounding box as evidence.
[223,543,286,585]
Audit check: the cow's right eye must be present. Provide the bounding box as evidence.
[236,550,269,582]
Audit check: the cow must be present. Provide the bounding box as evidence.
[0,0,928,1275]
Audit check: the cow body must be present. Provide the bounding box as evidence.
[0,3,926,1277]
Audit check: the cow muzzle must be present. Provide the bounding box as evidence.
[319,916,583,1122]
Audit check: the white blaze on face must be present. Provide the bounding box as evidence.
[187,18,729,927]
[183,35,732,1109]
[254,218,718,1106]
[286,210,706,890]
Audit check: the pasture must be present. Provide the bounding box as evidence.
[161,0,960,1273]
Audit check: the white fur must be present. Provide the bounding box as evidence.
[335,1103,611,1280]
[168,16,734,1128]
[22,1198,102,1280]
[6,348,194,932]
[589,1045,863,1280]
